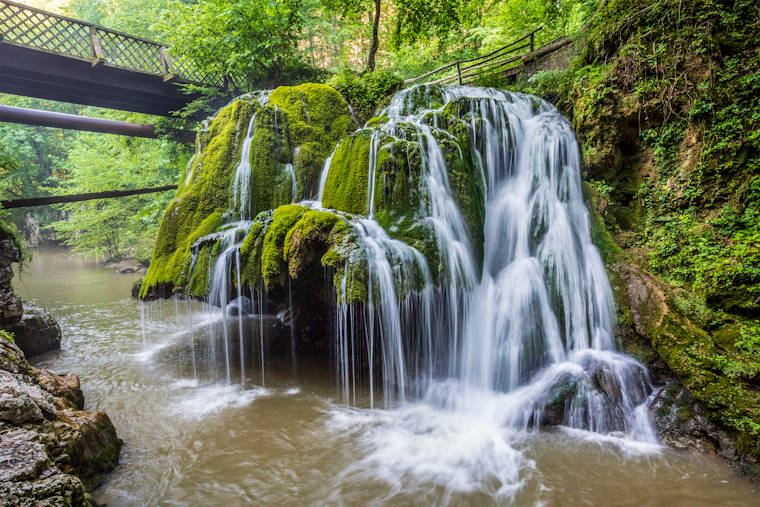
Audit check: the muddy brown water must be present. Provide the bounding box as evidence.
[13,248,758,506]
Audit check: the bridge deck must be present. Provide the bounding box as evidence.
[0,0,236,115]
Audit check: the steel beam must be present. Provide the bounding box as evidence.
[0,104,156,137]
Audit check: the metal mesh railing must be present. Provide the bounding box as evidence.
[0,0,235,88]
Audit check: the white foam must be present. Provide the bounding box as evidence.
[171,383,269,419]
[326,401,532,501]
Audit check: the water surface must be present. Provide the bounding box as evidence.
[14,248,758,506]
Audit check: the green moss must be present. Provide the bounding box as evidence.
[140,209,224,298]
[322,130,372,214]
[249,105,293,214]
[237,204,364,300]
[140,96,257,298]
[284,209,343,279]
[143,84,354,298]
[240,213,271,286]
[187,244,213,297]
[646,302,760,458]
[0,330,15,344]
[268,83,355,198]
[326,70,403,125]
[260,204,307,286]
[583,181,622,264]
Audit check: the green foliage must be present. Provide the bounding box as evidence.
[326,70,403,124]
[158,0,304,87]
[46,131,184,261]
[65,0,174,39]
[0,330,14,344]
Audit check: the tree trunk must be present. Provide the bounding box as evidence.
[367,0,381,72]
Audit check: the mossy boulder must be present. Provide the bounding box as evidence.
[266,83,355,201]
[237,204,366,303]
[141,84,354,299]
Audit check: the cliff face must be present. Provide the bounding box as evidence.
[512,0,760,477]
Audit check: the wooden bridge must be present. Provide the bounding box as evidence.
[0,0,237,116]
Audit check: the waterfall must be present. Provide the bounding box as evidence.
[233,114,257,220]
[205,221,253,384]
[316,147,337,203]
[233,90,272,220]
[284,163,297,202]
[332,85,655,442]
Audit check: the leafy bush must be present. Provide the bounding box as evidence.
[326,70,404,125]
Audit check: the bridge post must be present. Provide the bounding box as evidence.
[89,26,105,67]
[160,47,176,82]
[456,62,462,85]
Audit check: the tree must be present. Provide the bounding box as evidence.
[45,129,185,261]
[322,0,383,71]
[158,0,305,87]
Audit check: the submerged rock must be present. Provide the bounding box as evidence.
[226,295,253,316]
[6,302,62,358]
[0,332,121,505]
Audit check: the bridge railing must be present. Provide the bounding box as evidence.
[0,0,238,89]
[405,28,543,87]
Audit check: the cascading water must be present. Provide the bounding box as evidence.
[326,85,656,446]
[233,90,272,220]
[203,221,253,384]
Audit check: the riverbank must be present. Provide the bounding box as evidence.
[1,239,123,505]
[0,331,121,505]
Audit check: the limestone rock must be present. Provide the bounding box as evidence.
[0,330,121,505]
[33,368,84,411]
[6,302,62,358]
[0,237,23,326]
[226,295,253,316]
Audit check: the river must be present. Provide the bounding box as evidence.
[13,248,757,506]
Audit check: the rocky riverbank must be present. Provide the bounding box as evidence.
[0,230,122,505]
[0,332,121,506]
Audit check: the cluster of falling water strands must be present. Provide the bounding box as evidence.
[155,84,659,456]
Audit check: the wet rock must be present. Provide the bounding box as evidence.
[0,290,23,326]
[6,302,62,358]
[590,367,623,403]
[0,425,50,483]
[54,410,122,484]
[33,368,84,411]
[131,277,143,298]
[0,237,23,325]
[0,370,57,424]
[0,328,121,504]
[534,373,578,427]
[226,295,253,316]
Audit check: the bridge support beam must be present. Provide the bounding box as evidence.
[1,185,177,209]
[0,104,156,137]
